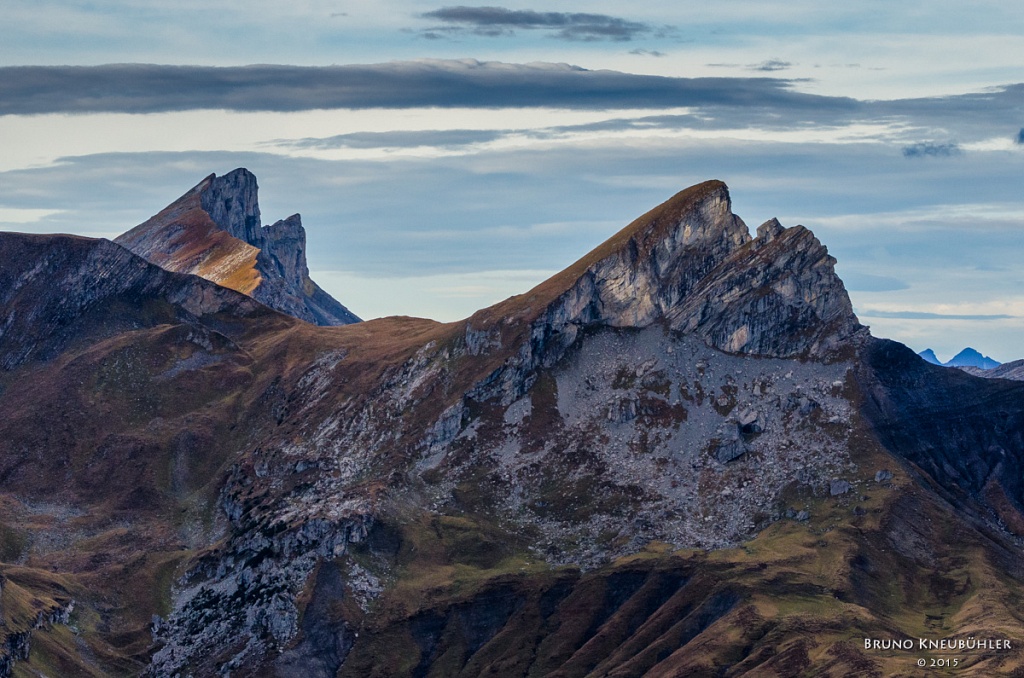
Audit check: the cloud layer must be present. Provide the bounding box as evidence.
[0,61,854,115]
[858,309,1013,320]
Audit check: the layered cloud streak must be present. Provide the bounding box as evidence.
[0,61,853,115]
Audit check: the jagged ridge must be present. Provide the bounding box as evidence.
[463,181,864,405]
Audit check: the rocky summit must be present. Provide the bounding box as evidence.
[2,177,1024,677]
[116,169,360,326]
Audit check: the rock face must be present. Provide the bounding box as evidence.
[199,168,263,245]
[116,168,360,326]
[4,179,1024,677]
[461,181,865,406]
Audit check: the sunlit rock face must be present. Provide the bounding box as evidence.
[116,168,360,326]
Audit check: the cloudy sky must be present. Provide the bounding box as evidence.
[2,1,1023,361]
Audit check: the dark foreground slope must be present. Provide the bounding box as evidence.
[1,181,1023,677]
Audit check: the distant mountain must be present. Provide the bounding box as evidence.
[918,346,1001,370]
[946,347,1001,369]
[116,168,359,326]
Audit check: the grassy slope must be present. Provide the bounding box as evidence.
[332,449,1024,677]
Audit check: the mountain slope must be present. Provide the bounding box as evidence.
[115,169,359,326]
[961,358,1024,381]
[0,232,274,370]
[0,231,314,675]
[2,180,1024,677]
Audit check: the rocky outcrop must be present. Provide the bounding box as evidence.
[465,181,864,404]
[149,507,373,677]
[0,598,74,678]
[254,214,361,326]
[200,168,263,245]
[116,168,360,326]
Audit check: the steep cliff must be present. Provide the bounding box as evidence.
[115,169,360,326]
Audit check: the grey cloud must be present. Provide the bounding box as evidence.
[420,6,656,41]
[630,49,666,57]
[273,117,702,152]
[858,310,1014,320]
[1016,128,1024,144]
[902,142,961,158]
[0,61,856,115]
[749,59,792,72]
[882,85,1024,142]
[269,111,824,153]
[277,129,506,150]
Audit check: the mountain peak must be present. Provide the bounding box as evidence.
[485,180,744,322]
[467,181,863,403]
[116,169,359,326]
[918,348,942,364]
[948,347,1000,369]
[572,179,743,271]
[198,168,263,246]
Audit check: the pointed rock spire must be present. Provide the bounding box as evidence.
[756,218,785,242]
[199,168,263,246]
[115,169,359,325]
